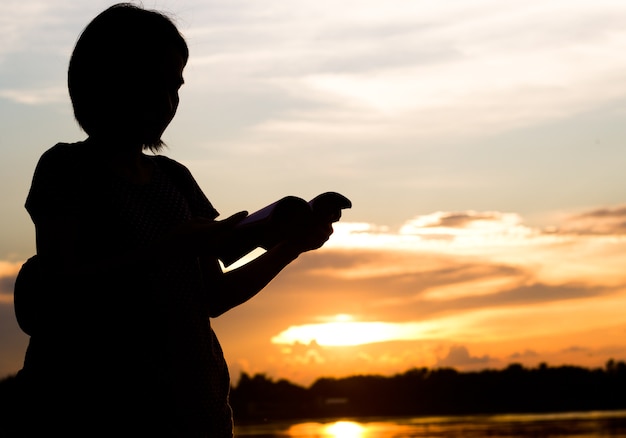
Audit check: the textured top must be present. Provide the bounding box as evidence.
[22,142,233,437]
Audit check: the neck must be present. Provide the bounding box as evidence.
[87,136,154,184]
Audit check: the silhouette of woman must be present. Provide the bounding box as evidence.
[15,3,334,437]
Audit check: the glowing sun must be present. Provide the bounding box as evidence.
[271,314,439,347]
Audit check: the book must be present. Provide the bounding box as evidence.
[219,191,352,267]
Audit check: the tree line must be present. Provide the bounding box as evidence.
[229,360,626,423]
[2,360,626,423]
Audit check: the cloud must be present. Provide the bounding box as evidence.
[418,212,513,229]
[244,339,446,386]
[562,345,589,354]
[329,205,626,258]
[436,345,494,369]
[326,211,539,251]
[0,87,67,105]
[176,0,626,159]
[398,211,533,243]
[509,349,539,360]
[0,1,50,58]
[558,205,626,235]
[0,1,83,59]
[444,282,612,312]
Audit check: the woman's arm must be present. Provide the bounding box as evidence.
[36,211,248,280]
[204,220,333,317]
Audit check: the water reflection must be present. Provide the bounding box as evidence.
[235,410,626,437]
[324,421,366,438]
[288,421,366,438]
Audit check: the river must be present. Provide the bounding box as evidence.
[234,410,626,437]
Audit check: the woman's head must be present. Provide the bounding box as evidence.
[68,3,188,151]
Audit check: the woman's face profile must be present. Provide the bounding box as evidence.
[129,45,186,146]
[113,46,185,144]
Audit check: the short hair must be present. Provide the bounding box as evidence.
[68,3,189,151]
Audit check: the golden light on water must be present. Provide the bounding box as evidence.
[287,421,366,438]
[323,421,366,438]
[280,420,412,437]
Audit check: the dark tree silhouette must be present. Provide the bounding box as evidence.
[226,360,626,422]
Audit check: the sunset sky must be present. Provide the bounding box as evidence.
[2,0,626,386]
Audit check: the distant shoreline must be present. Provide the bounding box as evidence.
[229,361,626,422]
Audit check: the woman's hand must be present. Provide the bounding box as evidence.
[285,218,334,255]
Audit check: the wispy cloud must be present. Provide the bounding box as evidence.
[558,205,626,235]
[182,0,626,150]
[0,0,82,59]
[0,87,67,105]
[436,345,494,368]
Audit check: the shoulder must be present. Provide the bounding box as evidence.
[25,141,96,216]
[151,154,191,176]
[40,141,89,159]
[150,155,220,219]
[30,141,96,190]
[151,155,199,189]
[36,141,92,173]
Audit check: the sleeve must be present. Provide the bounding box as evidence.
[156,155,220,220]
[25,143,83,224]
